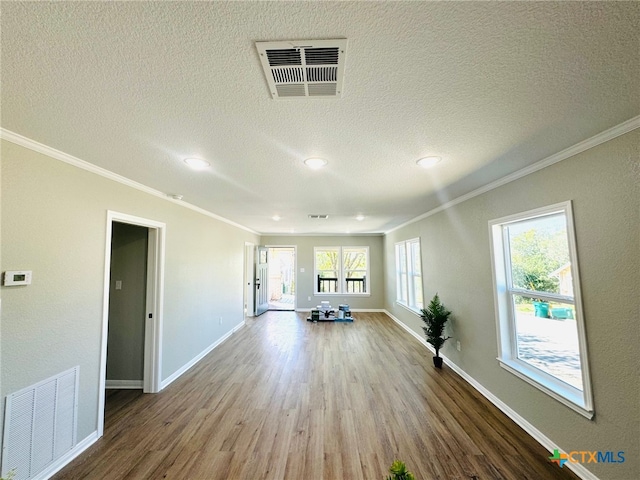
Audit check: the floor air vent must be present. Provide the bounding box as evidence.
[2,367,79,480]
[256,39,347,99]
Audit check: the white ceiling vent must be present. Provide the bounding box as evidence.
[256,39,347,99]
[308,214,329,219]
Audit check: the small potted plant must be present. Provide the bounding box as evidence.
[386,460,415,480]
[420,293,452,368]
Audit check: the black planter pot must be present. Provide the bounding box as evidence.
[433,356,443,368]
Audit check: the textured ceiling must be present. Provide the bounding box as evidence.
[1,1,638,234]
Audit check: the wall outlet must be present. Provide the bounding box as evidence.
[308,296,311,301]
[456,340,461,351]
[219,317,223,325]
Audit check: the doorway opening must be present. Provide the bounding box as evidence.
[268,247,296,311]
[99,211,165,437]
[106,222,148,391]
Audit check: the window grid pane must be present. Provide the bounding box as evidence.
[396,243,408,303]
[512,294,582,390]
[413,275,423,309]
[395,239,421,309]
[409,240,422,309]
[506,213,571,296]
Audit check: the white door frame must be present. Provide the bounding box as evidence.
[99,211,166,436]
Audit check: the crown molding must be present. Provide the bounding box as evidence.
[0,128,259,235]
[260,232,385,237]
[386,115,640,235]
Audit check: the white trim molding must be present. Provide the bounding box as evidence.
[386,115,640,234]
[31,431,99,480]
[161,321,246,389]
[0,128,259,235]
[383,310,600,480]
[105,380,143,389]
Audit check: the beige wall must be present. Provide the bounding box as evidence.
[261,235,384,311]
[0,139,259,448]
[384,129,639,479]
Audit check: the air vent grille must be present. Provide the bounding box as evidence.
[272,67,304,83]
[265,49,301,66]
[309,83,337,96]
[276,84,306,97]
[256,39,347,99]
[308,214,329,219]
[304,47,340,65]
[2,367,78,480]
[306,67,337,82]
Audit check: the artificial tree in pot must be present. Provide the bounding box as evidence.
[420,293,452,368]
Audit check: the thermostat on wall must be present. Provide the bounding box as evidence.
[3,271,32,286]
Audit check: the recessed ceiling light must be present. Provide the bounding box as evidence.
[184,157,210,170]
[417,156,442,169]
[272,215,281,221]
[304,157,328,169]
[356,215,365,221]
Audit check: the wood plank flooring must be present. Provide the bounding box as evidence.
[53,311,580,479]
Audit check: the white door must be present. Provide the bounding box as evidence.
[255,246,269,316]
[244,243,255,317]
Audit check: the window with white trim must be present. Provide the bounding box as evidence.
[395,238,423,312]
[314,246,369,295]
[489,201,593,417]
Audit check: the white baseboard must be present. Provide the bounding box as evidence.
[33,431,99,480]
[161,321,245,389]
[383,310,598,480]
[384,309,435,352]
[105,379,143,389]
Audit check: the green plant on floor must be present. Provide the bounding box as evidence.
[386,459,416,480]
[420,293,452,368]
[0,469,16,480]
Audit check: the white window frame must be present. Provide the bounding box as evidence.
[395,238,423,313]
[313,246,370,296]
[489,201,594,418]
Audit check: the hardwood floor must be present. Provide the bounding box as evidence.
[53,311,580,480]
